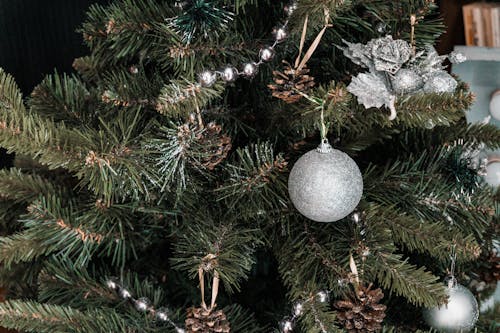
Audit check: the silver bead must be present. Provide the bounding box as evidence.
[273,26,288,43]
[292,301,304,317]
[390,68,424,95]
[242,62,259,78]
[279,317,294,333]
[422,283,479,332]
[106,277,120,290]
[259,47,275,62]
[221,66,238,82]
[155,307,170,321]
[134,297,151,312]
[119,288,132,300]
[316,291,330,304]
[199,70,217,87]
[175,328,186,333]
[284,2,298,16]
[129,65,139,74]
[288,142,363,222]
[376,22,387,34]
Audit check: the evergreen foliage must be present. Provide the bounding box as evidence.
[0,0,498,332]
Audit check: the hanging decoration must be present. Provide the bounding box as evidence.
[288,101,363,222]
[422,246,479,332]
[106,278,186,333]
[198,1,298,87]
[185,254,230,333]
[340,15,466,120]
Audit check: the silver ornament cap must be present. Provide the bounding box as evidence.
[288,141,363,222]
[422,283,479,332]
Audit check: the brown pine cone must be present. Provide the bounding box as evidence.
[185,306,230,333]
[334,284,387,333]
[268,61,315,104]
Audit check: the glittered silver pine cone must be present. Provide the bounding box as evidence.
[390,68,423,95]
[288,142,363,222]
[422,283,479,333]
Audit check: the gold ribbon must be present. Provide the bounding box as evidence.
[199,254,220,311]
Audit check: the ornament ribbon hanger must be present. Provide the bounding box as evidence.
[199,253,220,311]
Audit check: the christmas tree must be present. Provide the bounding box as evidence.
[0,0,498,332]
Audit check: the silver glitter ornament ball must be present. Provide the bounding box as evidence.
[423,283,479,333]
[423,71,457,94]
[288,141,363,222]
[390,68,423,95]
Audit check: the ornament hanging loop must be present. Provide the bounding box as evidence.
[198,253,220,311]
[447,244,458,289]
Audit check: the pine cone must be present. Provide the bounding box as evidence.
[196,122,232,170]
[268,61,315,103]
[185,306,230,333]
[334,284,387,333]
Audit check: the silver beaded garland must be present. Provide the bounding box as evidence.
[390,68,423,95]
[199,70,217,87]
[273,26,288,43]
[106,277,119,290]
[135,297,151,312]
[119,287,132,299]
[279,317,295,333]
[423,282,479,332]
[288,141,363,222]
[242,62,259,78]
[260,47,275,62]
[156,307,170,321]
[221,66,238,82]
[292,301,304,317]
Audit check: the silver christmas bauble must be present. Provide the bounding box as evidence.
[242,62,259,78]
[484,160,500,188]
[260,47,275,62]
[221,66,238,82]
[288,142,363,222]
[390,68,423,94]
[423,71,457,94]
[199,70,217,87]
[423,283,479,332]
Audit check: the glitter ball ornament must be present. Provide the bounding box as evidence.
[242,62,259,78]
[260,47,275,62]
[423,282,479,333]
[199,70,217,87]
[423,71,457,93]
[221,67,238,82]
[390,68,423,94]
[288,141,363,222]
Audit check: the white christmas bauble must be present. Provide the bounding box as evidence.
[484,159,500,188]
[423,283,479,333]
[288,141,363,222]
[489,90,500,121]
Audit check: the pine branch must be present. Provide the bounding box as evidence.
[155,79,225,118]
[0,300,128,333]
[366,251,446,307]
[0,168,62,204]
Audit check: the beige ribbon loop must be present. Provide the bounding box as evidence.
[198,253,220,311]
